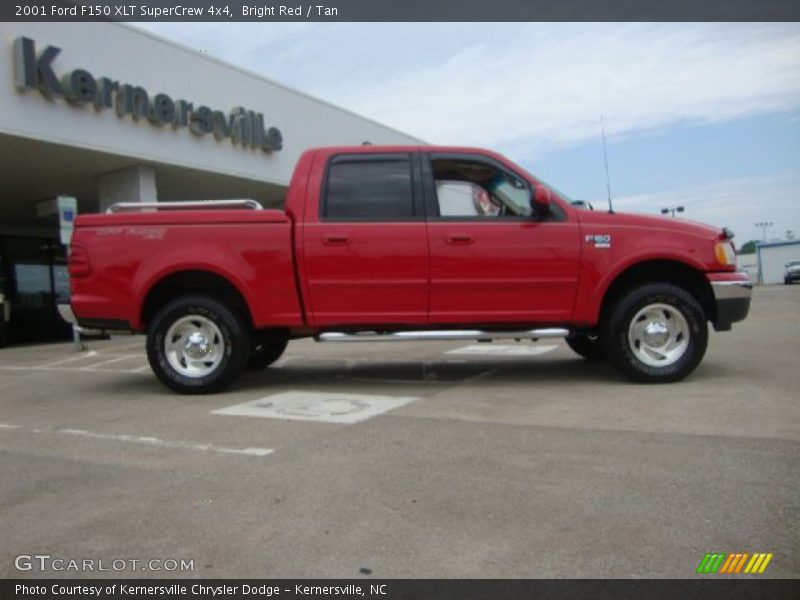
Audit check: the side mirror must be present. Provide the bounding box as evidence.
[531,185,552,217]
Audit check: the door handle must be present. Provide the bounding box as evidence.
[446,234,475,245]
[323,234,351,246]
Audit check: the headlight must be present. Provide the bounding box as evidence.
[714,241,736,266]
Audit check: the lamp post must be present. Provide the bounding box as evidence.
[661,206,684,218]
[755,221,773,243]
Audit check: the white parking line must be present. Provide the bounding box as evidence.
[58,429,273,457]
[36,350,98,368]
[446,344,558,356]
[81,354,144,370]
[106,341,144,352]
[343,377,450,385]
[0,365,149,375]
[0,423,272,457]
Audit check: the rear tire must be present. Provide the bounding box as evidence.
[565,332,605,360]
[146,295,250,394]
[602,283,707,383]
[247,332,289,370]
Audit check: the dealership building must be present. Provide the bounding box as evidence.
[0,22,422,346]
[756,240,800,284]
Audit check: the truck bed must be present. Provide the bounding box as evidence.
[70,209,305,332]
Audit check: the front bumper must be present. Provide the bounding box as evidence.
[707,273,752,331]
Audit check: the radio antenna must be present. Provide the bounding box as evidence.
[601,115,614,214]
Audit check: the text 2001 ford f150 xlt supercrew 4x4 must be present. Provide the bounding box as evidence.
[63,146,752,394]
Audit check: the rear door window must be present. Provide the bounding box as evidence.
[323,155,414,220]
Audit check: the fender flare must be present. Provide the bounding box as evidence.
[132,263,256,331]
[585,253,709,325]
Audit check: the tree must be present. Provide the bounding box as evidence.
[738,240,758,254]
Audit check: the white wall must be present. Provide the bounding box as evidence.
[758,241,800,284]
[736,253,758,283]
[0,22,422,187]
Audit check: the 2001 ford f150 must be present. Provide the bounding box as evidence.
[64,146,752,393]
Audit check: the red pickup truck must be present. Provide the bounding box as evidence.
[64,146,752,394]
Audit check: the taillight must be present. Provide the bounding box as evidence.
[68,245,92,277]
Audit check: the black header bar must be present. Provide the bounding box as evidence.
[3,0,799,22]
[5,579,800,600]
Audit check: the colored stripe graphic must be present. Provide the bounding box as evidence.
[744,553,774,574]
[697,553,726,574]
[719,553,749,573]
[734,553,749,573]
[698,552,774,574]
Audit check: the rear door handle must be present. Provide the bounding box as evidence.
[446,234,475,245]
[323,234,351,246]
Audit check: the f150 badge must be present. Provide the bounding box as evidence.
[585,234,612,248]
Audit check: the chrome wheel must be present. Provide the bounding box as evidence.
[627,303,689,367]
[148,295,250,394]
[164,315,225,378]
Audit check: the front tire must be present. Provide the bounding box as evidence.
[146,295,250,394]
[602,284,707,383]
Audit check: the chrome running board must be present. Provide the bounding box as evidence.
[316,329,569,343]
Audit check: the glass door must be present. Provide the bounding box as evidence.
[1,237,72,345]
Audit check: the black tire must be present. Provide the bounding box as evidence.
[602,283,708,383]
[565,332,605,360]
[146,295,250,394]
[247,332,289,370]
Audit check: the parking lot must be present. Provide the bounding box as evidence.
[0,285,798,579]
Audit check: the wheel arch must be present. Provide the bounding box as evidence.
[598,259,715,328]
[138,269,254,332]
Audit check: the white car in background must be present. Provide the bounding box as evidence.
[784,260,800,284]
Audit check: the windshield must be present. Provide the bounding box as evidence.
[496,156,575,205]
[540,180,575,205]
[570,200,593,210]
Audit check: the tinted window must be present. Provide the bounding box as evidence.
[324,157,413,219]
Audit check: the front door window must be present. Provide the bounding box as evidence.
[431,157,532,218]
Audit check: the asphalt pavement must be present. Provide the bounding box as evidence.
[0,285,798,578]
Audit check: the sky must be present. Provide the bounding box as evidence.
[134,22,800,246]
